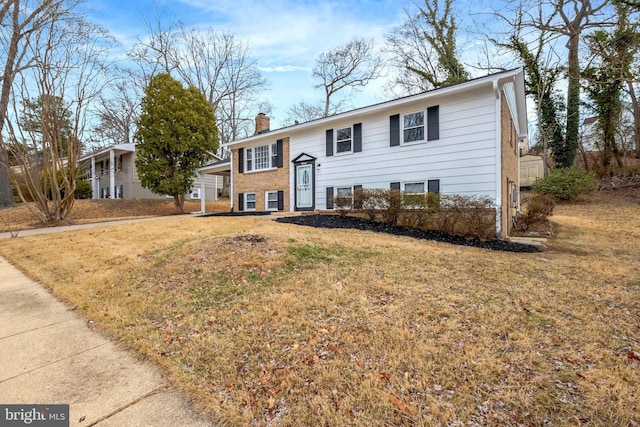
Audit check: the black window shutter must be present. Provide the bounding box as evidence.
[428,179,440,194]
[326,129,334,157]
[390,182,401,190]
[276,139,283,168]
[353,123,362,153]
[390,114,400,146]
[277,190,284,211]
[353,184,363,209]
[427,105,439,141]
[238,148,244,173]
[238,192,244,211]
[326,187,334,209]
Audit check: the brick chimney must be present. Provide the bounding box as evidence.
[254,113,270,135]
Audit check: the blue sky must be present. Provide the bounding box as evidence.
[82,0,412,128]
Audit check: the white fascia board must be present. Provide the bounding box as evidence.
[227,69,525,149]
[79,143,136,162]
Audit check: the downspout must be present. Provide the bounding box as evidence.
[493,80,502,238]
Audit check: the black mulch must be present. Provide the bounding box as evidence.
[275,214,540,253]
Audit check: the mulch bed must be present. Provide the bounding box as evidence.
[276,214,540,253]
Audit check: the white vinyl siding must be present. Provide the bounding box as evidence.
[288,85,498,210]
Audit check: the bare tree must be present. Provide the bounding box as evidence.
[490,1,565,175]
[91,71,141,149]
[385,0,469,96]
[545,0,614,167]
[0,0,78,208]
[129,19,268,148]
[313,37,382,118]
[284,101,325,126]
[5,14,112,222]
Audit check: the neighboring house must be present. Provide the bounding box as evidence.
[201,68,527,238]
[78,143,223,203]
[520,154,544,187]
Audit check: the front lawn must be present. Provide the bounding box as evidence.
[0,195,638,426]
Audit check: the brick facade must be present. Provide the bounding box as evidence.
[500,95,520,238]
[233,137,290,211]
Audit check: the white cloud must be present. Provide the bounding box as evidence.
[258,65,311,73]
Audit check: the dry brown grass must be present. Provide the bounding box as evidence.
[0,198,230,232]
[0,193,638,426]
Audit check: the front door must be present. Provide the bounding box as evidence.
[295,163,313,210]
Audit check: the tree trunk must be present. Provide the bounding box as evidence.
[628,81,640,157]
[0,145,14,208]
[564,31,581,168]
[0,1,21,208]
[174,193,185,213]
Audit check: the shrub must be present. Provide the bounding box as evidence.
[382,189,403,225]
[438,194,496,240]
[522,194,556,224]
[531,167,598,201]
[360,189,387,221]
[74,179,93,199]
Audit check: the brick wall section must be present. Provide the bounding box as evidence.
[233,137,290,211]
[500,95,520,238]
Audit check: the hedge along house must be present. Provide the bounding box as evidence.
[79,143,224,202]
[221,68,527,238]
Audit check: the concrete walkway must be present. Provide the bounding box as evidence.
[0,255,215,426]
[0,216,180,240]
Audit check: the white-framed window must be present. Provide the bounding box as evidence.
[190,188,201,199]
[246,143,276,172]
[245,192,256,211]
[117,185,124,199]
[335,127,352,154]
[404,181,425,194]
[403,111,425,143]
[335,186,353,208]
[265,190,279,211]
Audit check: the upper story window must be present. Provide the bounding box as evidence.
[403,112,425,143]
[336,127,352,154]
[246,143,276,172]
[391,105,439,147]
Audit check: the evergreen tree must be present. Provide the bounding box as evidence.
[135,73,219,212]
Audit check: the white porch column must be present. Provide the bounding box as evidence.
[109,149,115,199]
[91,156,98,199]
[200,172,206,214]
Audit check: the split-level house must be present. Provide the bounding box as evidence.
[201,68,527,238]
[79,143,224,202]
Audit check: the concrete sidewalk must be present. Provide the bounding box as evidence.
[0,255,215,426]
[0,216,181,240]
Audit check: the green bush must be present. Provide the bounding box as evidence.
[74,179,93,199]
[531,167,598,201]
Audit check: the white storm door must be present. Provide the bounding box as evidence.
[296,164,313,209]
